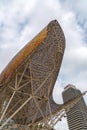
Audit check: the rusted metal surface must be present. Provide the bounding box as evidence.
[0,20,65,126]
[0,27,47,86]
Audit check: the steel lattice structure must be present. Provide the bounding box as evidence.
[0,20,86,130]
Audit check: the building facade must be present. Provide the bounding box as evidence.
[62,84,87,130]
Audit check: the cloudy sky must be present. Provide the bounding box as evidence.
[0,0,87,129]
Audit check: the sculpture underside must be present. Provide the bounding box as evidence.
[0,20,65,128]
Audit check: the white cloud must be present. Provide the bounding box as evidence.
[53,80,64,104]
[0,0,87,129]
[60,0,87,37]
[55,117,68,130]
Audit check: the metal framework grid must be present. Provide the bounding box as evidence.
[0,20,86,130]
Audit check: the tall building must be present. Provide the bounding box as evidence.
[62,84,87,130]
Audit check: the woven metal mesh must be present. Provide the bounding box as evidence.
[0,20,65,127]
